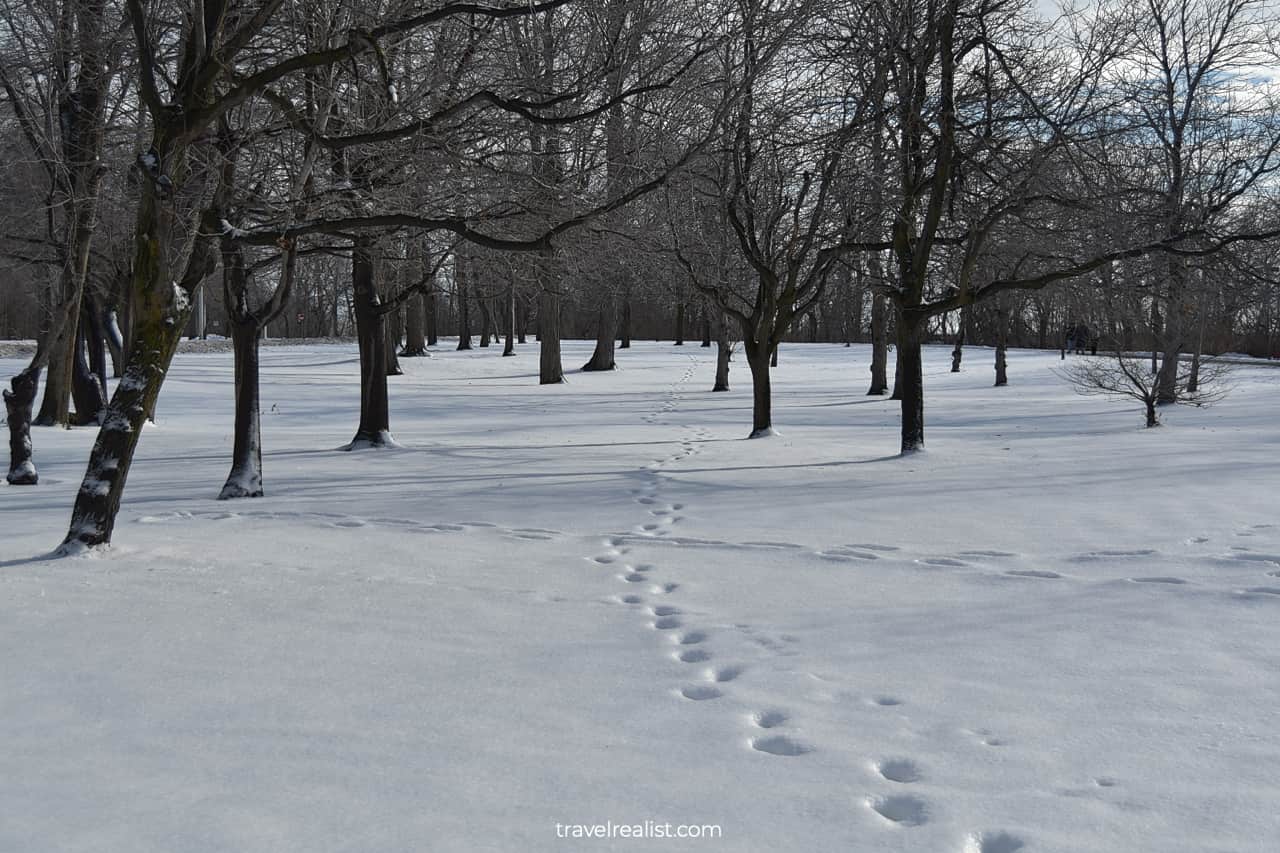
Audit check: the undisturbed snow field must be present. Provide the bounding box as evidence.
[2,341,1279,853]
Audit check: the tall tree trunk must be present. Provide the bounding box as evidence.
[700,304,712,347]
[516,292,528,344]
[346,236,395,449]
[1149,299,1161,374]
[85,299,109,397]
[402,292,427,356]
[503,286,516,357]
[582,293,618,371]
[619,296,631,348]
[994,298,1010,387]
[538,251,563,384]
[868,291,888,394]
[104,308,125,377]
[674,302,685,345]
[850,266,865,344]
[478,296,492,347]
[35,323,75,427]
[425,291,438,346]
[456,256,472,351]
[950,308,967,373]
[713,312,731,392]
[385,304,403,376]
[1187,293,1206,393]
[743,337,773,437]
[897,310,926,454]
[1156,262,1186,404]
[4,369,39,484]
[219,316,265,498]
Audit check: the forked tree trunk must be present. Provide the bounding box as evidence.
[582,294,618,371]
[4,369,39,485]
[868,291,888,394]
[897,311,926,454]
[85,300,109,397]
[70,309,107,425]
[743,338,773,437]
[347,236,395,449]
[61,190,220,553]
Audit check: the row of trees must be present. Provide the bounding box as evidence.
[2,0,1278,551]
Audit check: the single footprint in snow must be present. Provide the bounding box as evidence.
[960,550,1017,558]
[1006,570,1062,579]
[752,710,788,728]
[680,685,722,701]
[675,648,711,663]
[964,831,1025,853]
[918,557,969,567]
[653,616,682,630]
[651,605,679,617]
[622,573,646,583]
[652,582,679,594]
[872,696,903,707]
[641,523,661,532]
[1130,576,1187,585]
[1240,586,1280,597]
[875,758,923,784]
[847,543,900,552]
[709,665,743,683]
[591,556,616,565]
[675,631,707,645]
[867,794,928,826]
[750,735,811,756]
[619,595,643,605]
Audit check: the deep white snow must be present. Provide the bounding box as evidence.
[2,341,1278,852]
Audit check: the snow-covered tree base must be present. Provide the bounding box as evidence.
[748,427,778,439]
[6,460,38,486]
[341,431,403,451]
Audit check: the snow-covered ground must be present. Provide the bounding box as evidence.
[2,341,1278,853]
